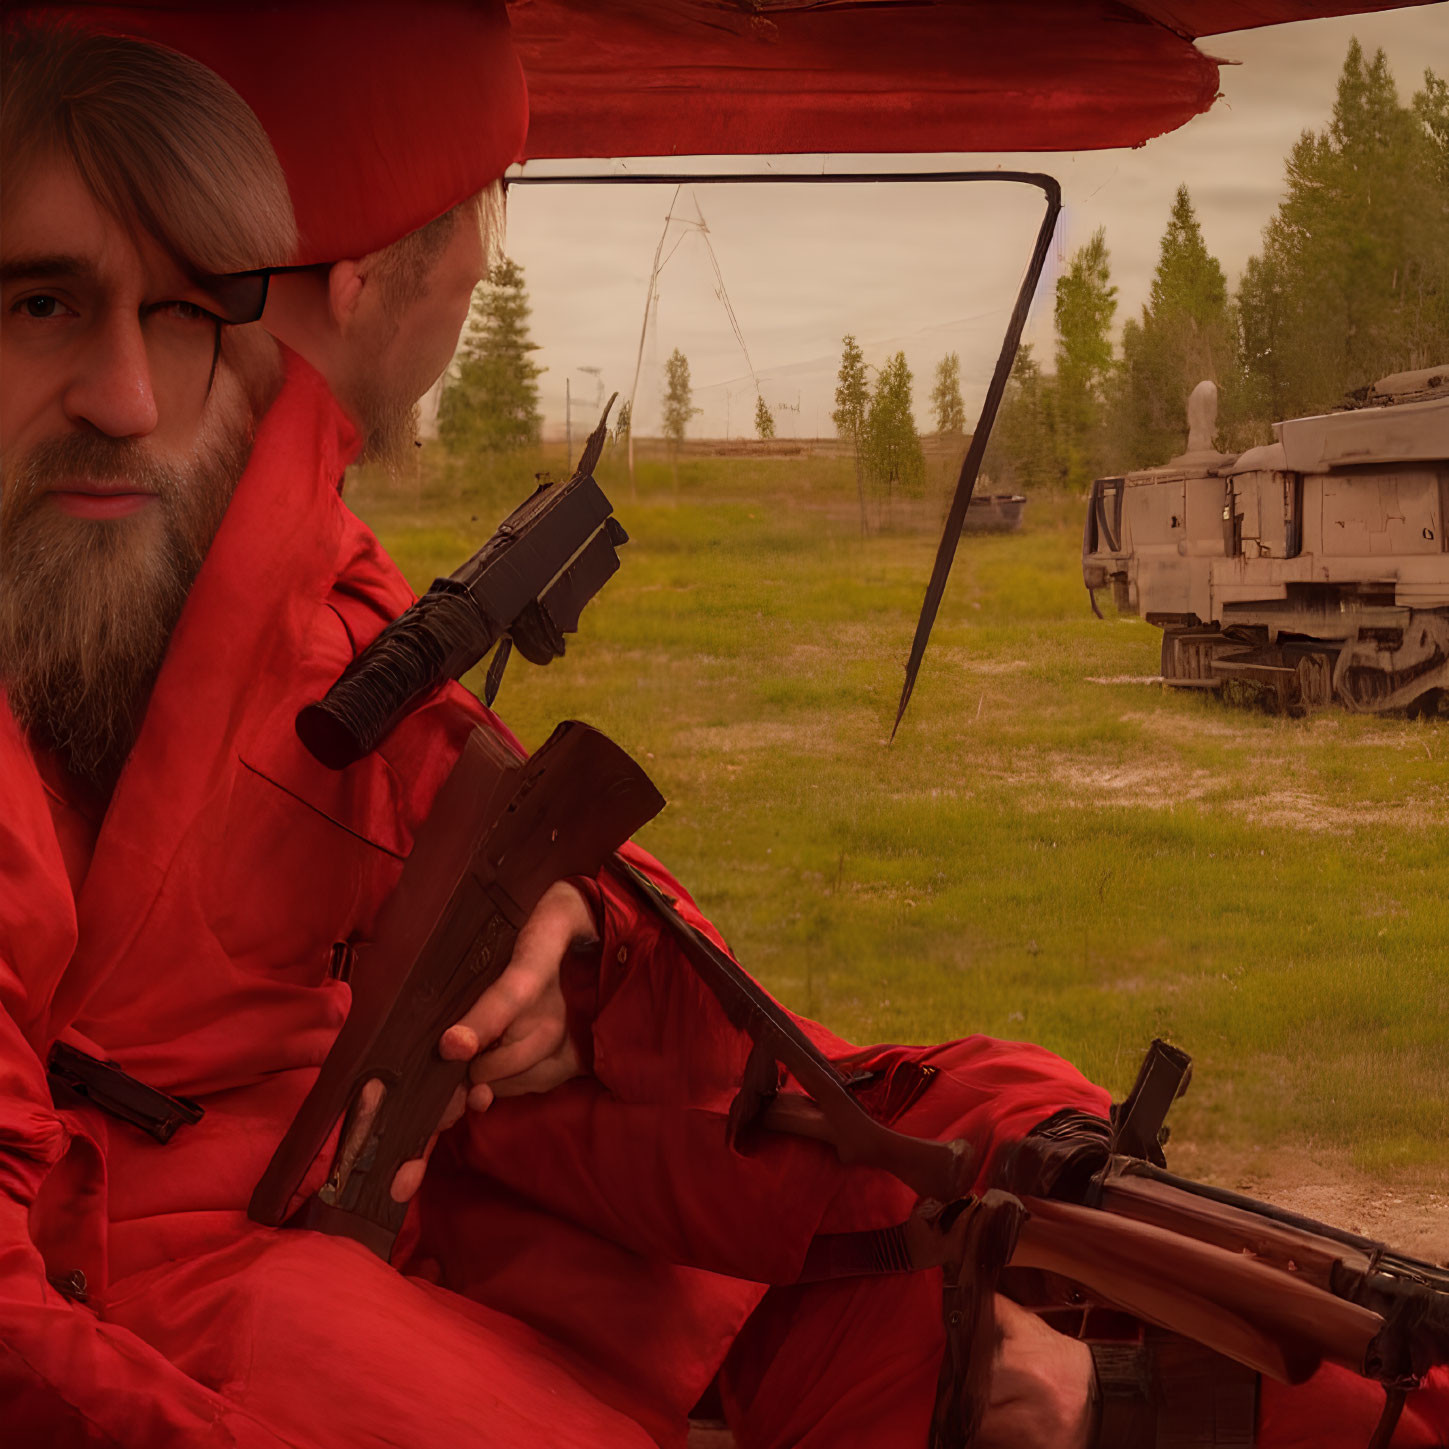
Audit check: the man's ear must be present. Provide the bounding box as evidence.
[327,260,367,330]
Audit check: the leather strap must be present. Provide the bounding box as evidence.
[798,1224,914,1281]
[928,1192,1027,1449]
[1366,1386,1408,1449]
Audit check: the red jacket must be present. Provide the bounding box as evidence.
[0,355,1135,1447]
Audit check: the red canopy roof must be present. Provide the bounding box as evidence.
[510,0,1440,157]
[12,0,1436,259]
[4,0,528,264]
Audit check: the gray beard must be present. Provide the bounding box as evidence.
[0,425,250,788]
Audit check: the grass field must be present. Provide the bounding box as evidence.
[350,444,1449,1212]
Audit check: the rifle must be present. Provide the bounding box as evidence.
[297,396,625,769]
[791,1039,1449,1447]
[1022,1041,1449,1445]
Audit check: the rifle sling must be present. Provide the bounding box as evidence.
[609,854,974,1205]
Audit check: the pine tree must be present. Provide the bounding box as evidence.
[1112,187,1235,466]
[1237,43,1448,423]
[614,398,632,444]
[438,257,543,454]
[863,352,925,510]
[1053,229,1117,484]
[754,394,776,440]
[929,353,967,435]
[661,349,700,452]
[982,343,1059,492]
[833,334,871,533]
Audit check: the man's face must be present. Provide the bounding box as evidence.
[0,158,265,783]
[355,205,487,468]
[391,203,488,409]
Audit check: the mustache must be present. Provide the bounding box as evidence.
[2,433,188,529]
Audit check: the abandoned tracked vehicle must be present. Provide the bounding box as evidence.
[1082,366,1449,712]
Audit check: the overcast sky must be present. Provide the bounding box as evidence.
[499,5,1448,441]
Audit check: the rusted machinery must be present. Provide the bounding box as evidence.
[1082,367,1449,713]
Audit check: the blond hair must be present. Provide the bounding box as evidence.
[370,179,506,313]
[1,20,296,275]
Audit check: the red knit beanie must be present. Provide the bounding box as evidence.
[9,1,528,264]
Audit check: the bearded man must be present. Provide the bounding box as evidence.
[3,12,1448,1449]
[0,19,1109,1448]
[0,26,287,792]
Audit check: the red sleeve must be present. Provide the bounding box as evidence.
[0,997,291,1448]
[572,839,762,1113]
[467,839,1110,1283]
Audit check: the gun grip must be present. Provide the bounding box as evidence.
[250,722,664,1257]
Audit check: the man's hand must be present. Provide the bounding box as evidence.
[388,880,598,1204]
[439,879,597,1106]
[975,1295,1095,1449]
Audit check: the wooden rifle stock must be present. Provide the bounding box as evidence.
[1012,1192,1383,1383]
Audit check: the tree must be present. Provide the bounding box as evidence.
[863,351,925,511]
[660,348,700,452]
[1111,187,1236,466]
[1415,67,1449,188]
[833,334,870,532]
[981,233,1116,492]
[754,393,776,440]
[613,398,632,444]
[929,353,967,435]
[981,343,1060,493]
[438,257,543,453]
[1053,229,1118,484]
[1236,44,1449,425]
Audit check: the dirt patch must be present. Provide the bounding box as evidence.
[994,754,1218,810]
[1228,787,1449,833]
[1121,708,1271,743]
[987,733,1449,829]
[963,658,1033,676]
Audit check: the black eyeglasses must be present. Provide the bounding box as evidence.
[192,262,326,326]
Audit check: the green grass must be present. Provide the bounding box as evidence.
[350,445,1449,1178]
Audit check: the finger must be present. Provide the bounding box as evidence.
[437,1083,467,1134]
[486,1052,580,1098]
[479,1033,582,1099]
[466,1080,495,1114]
[439,1023,481,1061]
[467,1022,563,1086]
[441,882,593,1056]
[444,967,535,1057]
[390,1128,440,1204]
[540,879,600,947]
